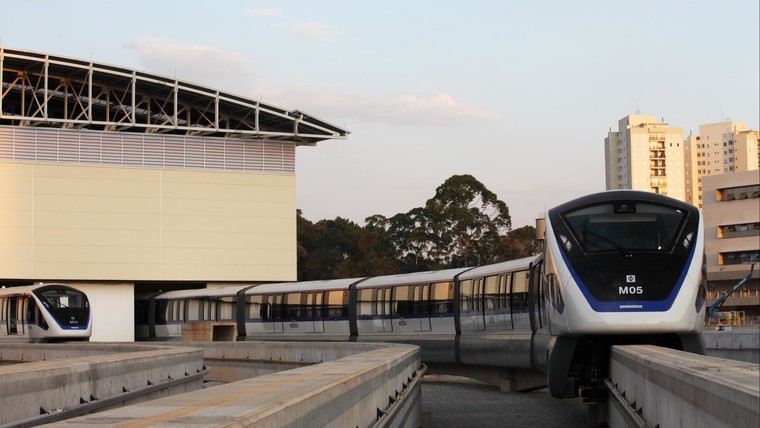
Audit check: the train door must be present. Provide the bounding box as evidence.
[377,288,392,332]
[417,284,431,331]
[310,292,324,333]
[528,257,546,333]
[502,274,514,330]
[459,279,486,332]
[392,285,428,332]
[6,296,19,335]
[262,294,284,333]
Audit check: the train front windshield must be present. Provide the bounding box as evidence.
[35,287,90,329]
[563,202,687,254]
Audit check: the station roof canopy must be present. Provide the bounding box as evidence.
[0,47,349,146]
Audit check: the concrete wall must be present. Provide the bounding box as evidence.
[703,330,760,364]
[0,343,206,426]
[0,161,296,283]
[608,345,759,428]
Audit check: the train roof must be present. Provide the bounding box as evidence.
[457,256,538,280]
[549,190,700,216]
[356,267,472,289]
[155,285,250,300]
[0,283,81,296]
[244,278,367,295]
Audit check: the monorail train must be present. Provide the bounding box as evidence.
[135,190,706,399]
[0,284,91,342]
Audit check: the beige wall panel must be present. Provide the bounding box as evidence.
[160,263,293,282]
[30,262,162,281]
[162,231,293,250]
[161,215,294,234]
[0,161,296,282]
[34,229,161,248]
[35,193,161,215]
[34,211,161,232]
[161,198,292,217]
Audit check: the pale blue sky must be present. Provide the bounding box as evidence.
[2,0,758,228]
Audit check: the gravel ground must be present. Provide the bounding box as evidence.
[421,375,589,427]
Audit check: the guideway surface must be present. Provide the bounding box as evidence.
[607,344,760,427]
[43,342,423,428]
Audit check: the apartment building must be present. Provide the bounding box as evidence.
[608,116,759,207]
[688,122,760,207]
[604,114,687,200]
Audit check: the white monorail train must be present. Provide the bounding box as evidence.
[1,284,91,342]
[135,190,706,398]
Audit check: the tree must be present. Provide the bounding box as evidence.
[424,175,512,267]
[500,225,540,260]
[297,174,518,277]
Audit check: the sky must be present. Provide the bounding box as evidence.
[2,0,758,229]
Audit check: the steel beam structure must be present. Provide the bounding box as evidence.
[0,47,348,145]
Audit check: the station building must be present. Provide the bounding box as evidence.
[0,47,348,341]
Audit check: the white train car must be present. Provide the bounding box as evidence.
[136,285,247,341]
[241,278,365,341]
[0,284,91,342]
[455,256,536,368]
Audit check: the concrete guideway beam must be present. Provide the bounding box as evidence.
[0,343,206,426]
[607,344,760,428]
[43,341,423,428]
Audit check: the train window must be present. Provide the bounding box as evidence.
[377,288,391,317]
[218,297,235,321]
[500,274,511,310]
[284,293,306,319]
[325,291,349,319]
[460,280,473,312]
[202,300,217,321]
[39,289,86,309]
[563,202,687,253]
[484,276,499,310]
[0,297,5,322]
[512,270,529,311]
[430,282,454,314]
[357,289,374,318]
[394,285,430,317]
[187,300,200,321]
[246,295,263,320]
[306,293,323,318]
[394,286,413,316]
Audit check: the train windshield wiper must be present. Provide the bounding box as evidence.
[583,230,632,257]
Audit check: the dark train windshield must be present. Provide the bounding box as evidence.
[563,201,688,254]
[38,288,88,309]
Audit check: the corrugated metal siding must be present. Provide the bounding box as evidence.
[0,126,295,174]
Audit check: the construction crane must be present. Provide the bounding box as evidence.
[708,257,757,323]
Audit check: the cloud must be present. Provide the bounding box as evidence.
[245,8,280,17]
[281,21,337,41]
[283,90,501,127]
[125,39,500,127]
[124,37,267,96]
[379,93,502,125]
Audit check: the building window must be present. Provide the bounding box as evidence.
[719,250,760,266]
[718,223,760,239]
[716,185,760,202]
